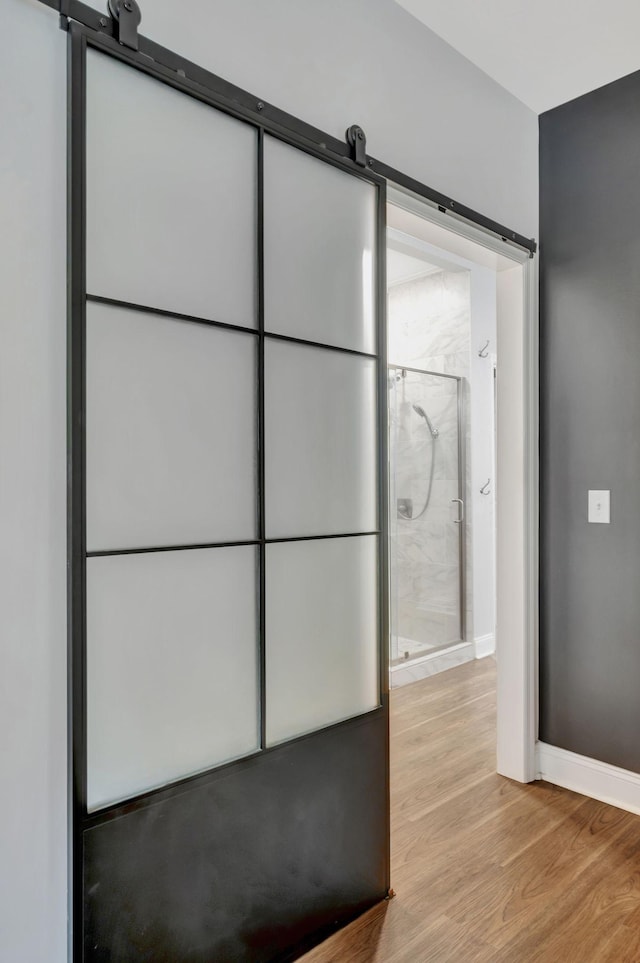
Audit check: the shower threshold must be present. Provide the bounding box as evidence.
[391,634,463,666]
[390,640,474,686]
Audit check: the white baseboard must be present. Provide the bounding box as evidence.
[536,742,640,816]
[474,632,495,659]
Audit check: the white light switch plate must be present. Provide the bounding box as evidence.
[588,490,610,524]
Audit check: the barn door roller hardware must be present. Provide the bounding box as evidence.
[39,0,536,256]
[107,0,141,50]
[346,125,367,167]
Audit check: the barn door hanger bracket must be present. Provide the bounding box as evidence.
[107,0,141,50]
[346,125,367,167]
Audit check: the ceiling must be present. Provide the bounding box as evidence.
[387,248,441,287]
[395,0,640,114]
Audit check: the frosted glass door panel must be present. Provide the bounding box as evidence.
[264,136,376,354]
[265,340,377,538]
[265,536,378,745]
[86,302,256,552]
[86,49,256,327]
[87,546,259,810]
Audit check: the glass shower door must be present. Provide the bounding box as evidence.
[389,365,464,665]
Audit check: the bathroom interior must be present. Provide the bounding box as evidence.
[387,201,498,687]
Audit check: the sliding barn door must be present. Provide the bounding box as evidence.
[68,23,388,963]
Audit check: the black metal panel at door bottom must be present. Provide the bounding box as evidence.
[83,709,388,963]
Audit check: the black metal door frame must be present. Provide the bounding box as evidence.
[68,16,390,962]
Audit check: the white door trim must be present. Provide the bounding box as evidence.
[387,186,538,783]
[522,251,539,782]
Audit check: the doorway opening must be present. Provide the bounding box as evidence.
[387,202,501,687]
[386,187,538,783]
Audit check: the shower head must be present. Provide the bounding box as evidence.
[412,404,439,438]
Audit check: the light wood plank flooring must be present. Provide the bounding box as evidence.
[301,658,640,962]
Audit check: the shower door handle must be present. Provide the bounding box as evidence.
[451,498,464,524]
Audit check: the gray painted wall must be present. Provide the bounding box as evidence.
[540,69,640,772]
[1,1,537,959]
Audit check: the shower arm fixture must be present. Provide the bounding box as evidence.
[478,340,490,358]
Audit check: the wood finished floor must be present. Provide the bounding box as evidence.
[301,658,640,962]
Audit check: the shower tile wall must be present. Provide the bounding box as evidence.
[388,270,472,661]
[389,271,470,377]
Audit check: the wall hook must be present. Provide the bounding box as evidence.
[480,478,491,495]
[478,340,490,358]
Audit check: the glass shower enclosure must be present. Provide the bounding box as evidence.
[389,365,465,665]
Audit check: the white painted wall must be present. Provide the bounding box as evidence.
[0,1,537,959]
[496,264,530,780]
[469,267,498,651]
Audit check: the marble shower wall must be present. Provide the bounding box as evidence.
[389,270,471,378]
[388,270,473,661]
